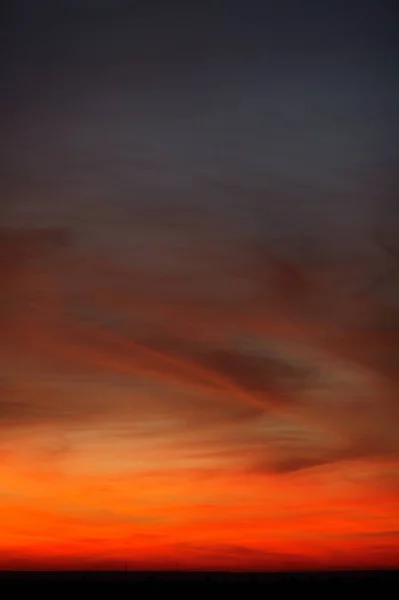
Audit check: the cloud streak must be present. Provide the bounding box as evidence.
[1,225,398,475]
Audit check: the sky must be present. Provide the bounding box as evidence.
[0,0,398,570]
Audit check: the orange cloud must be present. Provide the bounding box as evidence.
[0,225,398,570]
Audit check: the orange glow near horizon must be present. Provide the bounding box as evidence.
[0,415,398,570]
[0,225,398,572]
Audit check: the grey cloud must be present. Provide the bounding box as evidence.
[0,222,398,479]
[0,227,71,272]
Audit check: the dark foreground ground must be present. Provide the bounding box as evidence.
[0,570,397,592]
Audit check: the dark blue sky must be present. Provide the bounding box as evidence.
[1,1,398,265]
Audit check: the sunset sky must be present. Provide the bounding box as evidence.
[0,0,398,570]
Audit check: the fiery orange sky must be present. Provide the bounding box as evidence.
[1,0,398,572]
[0,221,398,571]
